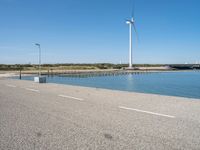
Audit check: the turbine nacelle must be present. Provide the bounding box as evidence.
[126,17,134,24]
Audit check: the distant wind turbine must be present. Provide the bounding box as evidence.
[126,0,138,69]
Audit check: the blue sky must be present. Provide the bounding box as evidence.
[0,0,199,64]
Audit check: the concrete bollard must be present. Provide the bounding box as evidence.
[34,76,46,83]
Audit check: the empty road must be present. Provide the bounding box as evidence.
[1,78,200,150]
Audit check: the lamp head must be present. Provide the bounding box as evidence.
[35,43,40,47]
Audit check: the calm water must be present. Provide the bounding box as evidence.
[17,71,200,99]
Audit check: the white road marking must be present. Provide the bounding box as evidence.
[6,84,16,88]
[25,88,40,93]
[119,106,175,118]
[58,94,84,101]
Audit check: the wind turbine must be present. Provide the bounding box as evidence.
[126,0,138,69]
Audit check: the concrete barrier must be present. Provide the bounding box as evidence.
[34,76,46,83]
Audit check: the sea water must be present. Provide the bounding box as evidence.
[17,71,200,99]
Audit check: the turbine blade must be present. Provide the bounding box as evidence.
[133,23,139,43]
[130,0,135,18]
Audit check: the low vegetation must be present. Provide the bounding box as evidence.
[0,63,167,71]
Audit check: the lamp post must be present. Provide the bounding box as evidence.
[35,43,41,76]
[34,43,46,83]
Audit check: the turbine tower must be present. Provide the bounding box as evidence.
[126,0,138,69]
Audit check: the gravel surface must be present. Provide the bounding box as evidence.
[1,78,200,150]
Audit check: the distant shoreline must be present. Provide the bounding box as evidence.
[1,68,199,78]
[0,63,200,71]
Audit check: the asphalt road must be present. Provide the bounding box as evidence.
[1,78,200,150]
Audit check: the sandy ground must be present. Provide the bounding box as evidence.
[0,73,18,78]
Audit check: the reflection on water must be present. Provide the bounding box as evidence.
[17,71,200,99]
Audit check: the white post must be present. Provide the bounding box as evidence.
[129,23,132,68]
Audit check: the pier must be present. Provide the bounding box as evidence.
[15,68,200,79]
[57,70,157,78]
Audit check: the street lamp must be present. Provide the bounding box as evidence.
[34,43,46,83]
[35,43,41,76]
